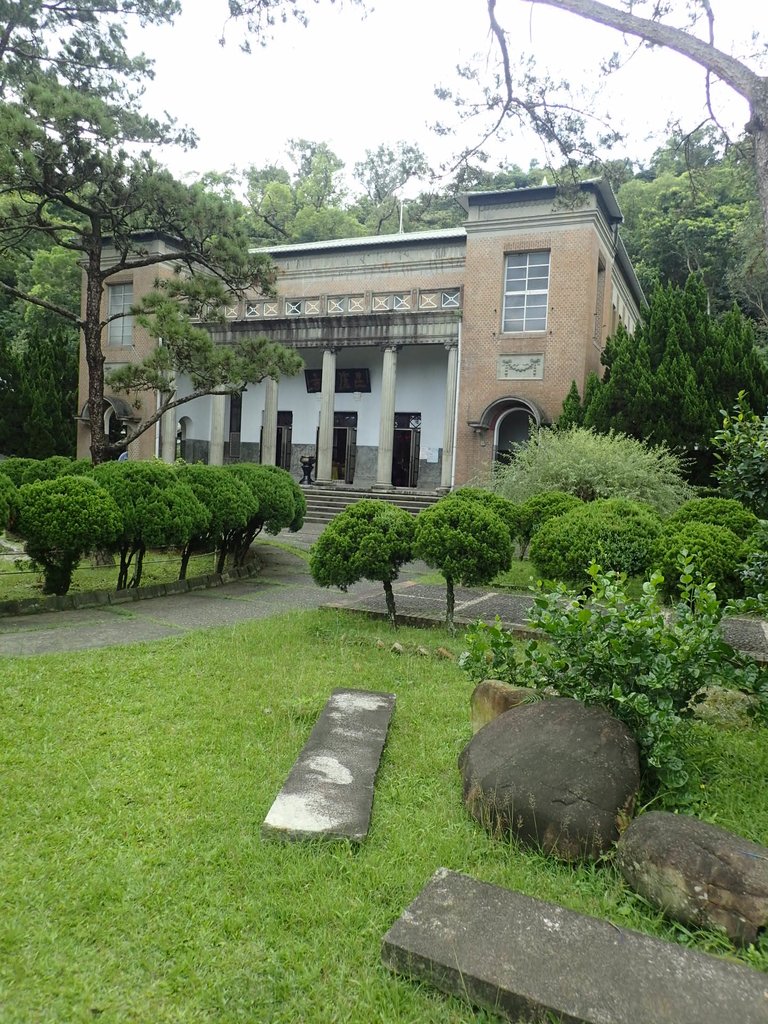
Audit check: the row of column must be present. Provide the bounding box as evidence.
[199,343,459,488]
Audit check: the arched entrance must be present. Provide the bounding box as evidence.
[468,396,544,466]
[78,396,141,458]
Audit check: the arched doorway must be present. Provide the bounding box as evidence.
[78,396,140,458]
[495,407,533,463]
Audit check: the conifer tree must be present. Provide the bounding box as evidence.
[557,381,583,428]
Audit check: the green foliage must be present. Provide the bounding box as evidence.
[0,472,16,529]
[517,490,583,558]
[529,499,662,585]
[712,392,768,517]
[18,456,82,484]
[461,557,768,796]
[667,497,759,540]
[310,500,415,627]
[225,464,304,567]
[0,458,37,487]
[16,476,122,595]
[414,496,513,628]
[92,461,209,588]
[556,380,584,429]
[739,524,768,599]
[175,464,257,579]
[493,426,692,515]
[652,522,745,600]
[582,277,768,482]
[449,486,520,543]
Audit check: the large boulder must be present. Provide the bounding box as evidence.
[617,811,768,946]
[459,698,640,861]
[470,680,543,734]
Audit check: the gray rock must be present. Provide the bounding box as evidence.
[617,811,768,946]
[470,679,543,734]
[459,698,639,860]
[382,868,768,1024]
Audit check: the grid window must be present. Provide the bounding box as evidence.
[107,282,133,346]
[502,252,550,333]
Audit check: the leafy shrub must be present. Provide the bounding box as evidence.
[310,500,415,627]
[175,464,256,578]
[450,487,521,544]
[712,391,768,517]
[414,495,512,629]
[460,557,768,796]
[493,426,693,515]
[226,464,305,566]
[529,498,662,584]
[517,490,583,558]
[16,476,122,594]
[666,497,758,539]
[0,458,37,487]
[739,524,768,599]
[92,461,209,588]
[0,473,17,530]
[19,456,85,484]
[652,522,745,599]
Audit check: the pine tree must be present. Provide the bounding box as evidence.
[19,329,78,458]
[557,381,583,428]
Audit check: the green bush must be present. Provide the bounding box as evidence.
[0,473,16,530]
[413,495,512,629]
[92,461,209,589]
[712,391,768,517]
[666,497,759,539]
[16,476,122,595]
[460,557,768,796]
[517,490,583,558]
[175,464,257,578]
[529,498,662,584]
[652,522,745,599]
[19,456,86,484]
[310,500,415,627]
[450,487,521,544]
[739,523,768,599]
[0,458,37,487]
[493,426,693,515]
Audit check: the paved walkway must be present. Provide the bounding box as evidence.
[1,521,767,660]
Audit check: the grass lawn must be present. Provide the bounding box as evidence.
[2,611,767,1023]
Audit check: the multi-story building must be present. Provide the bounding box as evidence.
[77,179,643,490]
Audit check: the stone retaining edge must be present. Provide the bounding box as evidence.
[0,563,260,618]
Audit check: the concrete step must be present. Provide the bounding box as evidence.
[301,487,442,524]
[262,688,396,843]
[382,868,768,1024]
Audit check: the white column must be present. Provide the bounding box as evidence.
[315,346,336,483]
[441,342,459,489]
[261,377,279,465]
[376,343,399,487]
[160,405,177,463]
[209,392,226,466]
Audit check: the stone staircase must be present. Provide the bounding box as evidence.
[301,485,442,524]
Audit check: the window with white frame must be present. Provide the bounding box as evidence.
[107,282,134,346]
[502,252,550,333]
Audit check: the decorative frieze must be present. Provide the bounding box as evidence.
[497,354,545,380]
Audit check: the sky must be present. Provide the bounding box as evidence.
[134,0,763,192]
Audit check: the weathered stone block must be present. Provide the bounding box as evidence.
[262,688,395,842]
[617,811,768,946]
[459,698,639,860]
[382,868,768,1024]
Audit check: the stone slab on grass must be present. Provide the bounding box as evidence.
[382,868,768,1024]
[262,688,395,843]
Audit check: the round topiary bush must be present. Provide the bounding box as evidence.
[529,499,662,584]
[450,487,521,545]
[0,473,16,531]
[310,499,415,627]
[651,522,746,599]
[16,475,122,595]
[666,497,759,540]
[517,490,584,558]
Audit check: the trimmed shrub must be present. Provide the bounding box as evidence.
[529,498,662,584]
[739,523,768,599]
[493,426,693,515]
[16,475,122,594]
[19,456,85,484]
[652,522,745,599]
[175,464,257,578]
[310,499,415,627]
[517,490,583,558]
[0,458,37,487]
[226,464,305,566]
[666,497,759,540]
[0,473,17,530]
[450,487,521,544]
[413,495,513,629]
